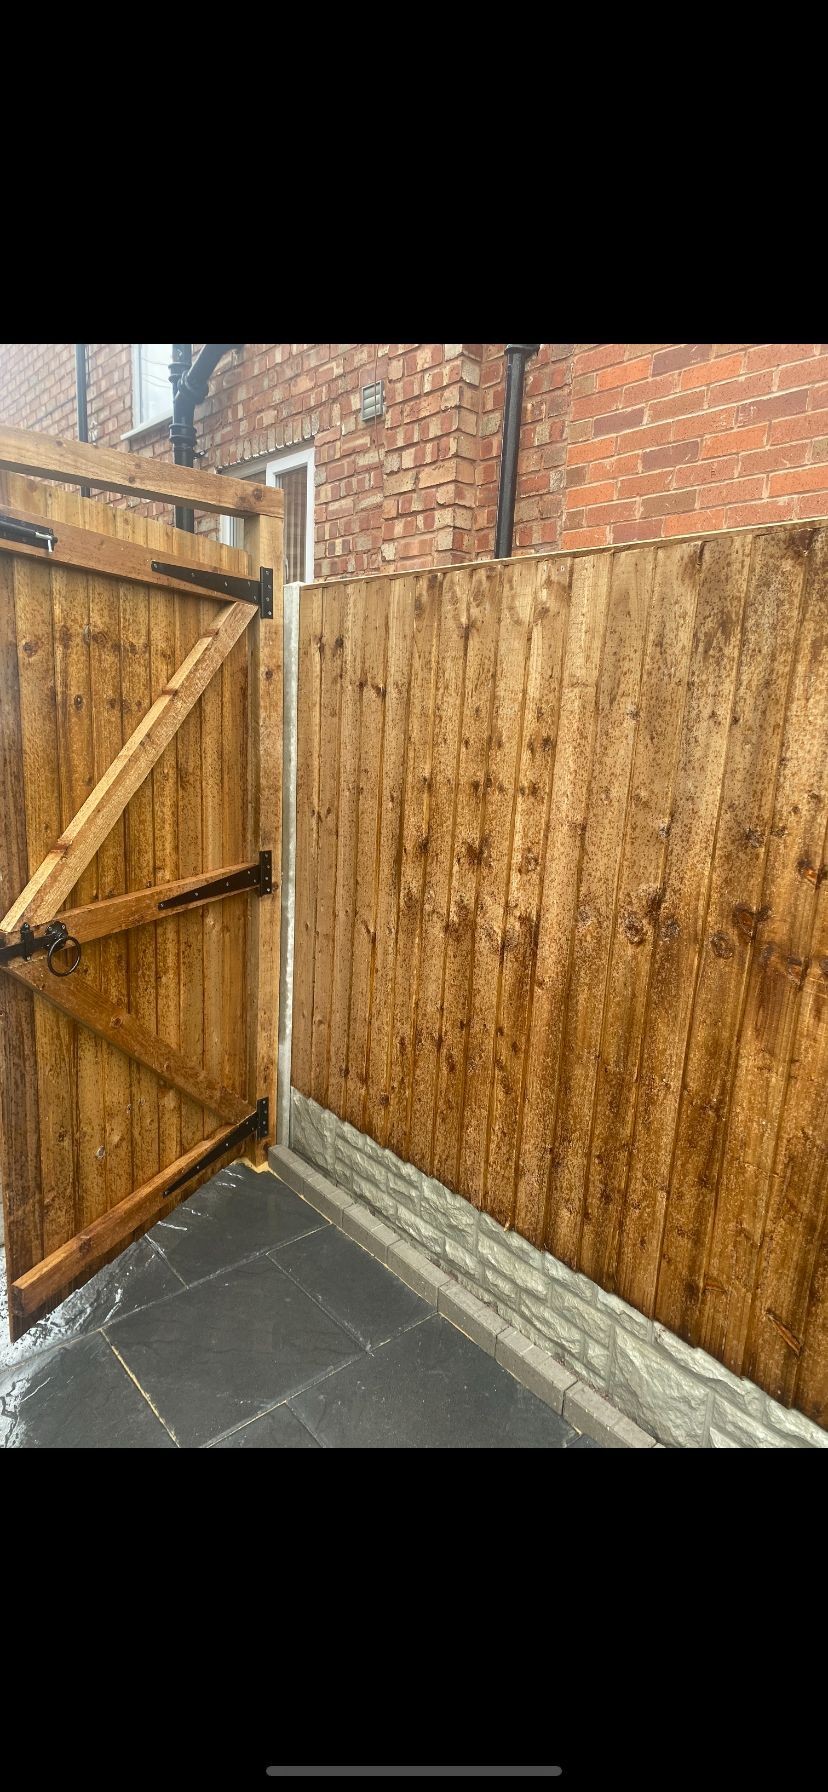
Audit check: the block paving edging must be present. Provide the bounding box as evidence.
[268,1142,657,1449]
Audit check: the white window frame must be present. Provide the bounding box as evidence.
[128,344,173,435]
[219,443,315,586]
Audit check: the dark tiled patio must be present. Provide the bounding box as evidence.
[0,1162,601,1449]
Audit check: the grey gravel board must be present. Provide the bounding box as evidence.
[0,1238,183,1375]
[147,1161,327,1284]
[209,1406,320,1449]
[271,1225,431,1349]
[105,1254,361,1448]
[0,1333,175,1449]
[292,1313,579,1449]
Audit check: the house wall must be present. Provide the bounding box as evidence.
[2,344,827,570]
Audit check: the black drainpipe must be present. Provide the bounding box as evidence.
[494,343,540,559]
[75,343,90,499]
[168,343,243,531]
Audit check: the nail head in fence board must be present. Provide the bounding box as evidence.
[0,424,284,519]
[243,508,283,1164]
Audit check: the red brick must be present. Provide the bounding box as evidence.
[673,405,736,440]
[738,443,809,475]
[744,344,814,373]
[593,406,645,437]
[725,499,797,528]
[596,355,651,391]
[679,353,744,390]
[641,491,698,517]
[663,507,725,536]
[568,437,619,466]
[737,390,809,426]
[620,373,679,408]
[617,470,674,499]
[621,423,673,455]
[572,345,626,375]
[701,425,766,459]
[642,440,701,471]
[810,383,828,409]
[768,464,828,497]
[775,354,828,390]
[770,412,828,445]
[583,500,638,525]
[672,456,739,489]
[651,344,713,375]
[794,493,828,519]
[701,477,765,507]
[612,517,665,544]
[647,390,709,424]
[572,390,622,420]
[564,480,616,509]
[561,526,610,549]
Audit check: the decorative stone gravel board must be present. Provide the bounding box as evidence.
[285,1093,828,1452]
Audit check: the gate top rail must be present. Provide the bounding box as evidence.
[0,424,284,520]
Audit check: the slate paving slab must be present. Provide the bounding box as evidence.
[147,1162,327,1285]
[0,1333,174,1449]
[291,1312,579,1449]
[105,1253,361,1447]
[210,1405,320,1449]
[271,1224,431,1350]
[0,1237,183,1376]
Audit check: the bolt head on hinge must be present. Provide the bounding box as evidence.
[255,1096,270,1139]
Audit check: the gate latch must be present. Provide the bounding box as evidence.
[0,919,82,977]
[0,512,57,553]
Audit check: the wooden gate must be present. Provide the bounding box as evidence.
[0,427,283,1340]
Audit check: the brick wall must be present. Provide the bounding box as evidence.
[1,343,826,572]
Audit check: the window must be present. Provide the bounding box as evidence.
[132,344,172,429]
[220,445,315,585]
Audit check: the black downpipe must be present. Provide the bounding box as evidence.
[494,344,540,560]
[169,343,243,532]
[75,343,90,499]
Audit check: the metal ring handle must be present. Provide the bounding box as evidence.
[46,931,81,977]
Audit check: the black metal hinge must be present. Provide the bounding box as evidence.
[150,560,274,616]
[0,512,57,554]
[161,1095,270,1201]
[156,851,272,912]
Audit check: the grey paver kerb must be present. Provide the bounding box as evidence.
[437,1283,509,1356]
[387,1241,452,1305]
[514,1345,579,1415]
[564,1381,655,1448]
[341,1204,400,1264]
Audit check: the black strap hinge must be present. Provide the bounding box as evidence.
[150,559,274,615]
[162,1094,271,1200]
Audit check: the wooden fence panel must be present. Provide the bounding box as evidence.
[293,523,828,1424]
